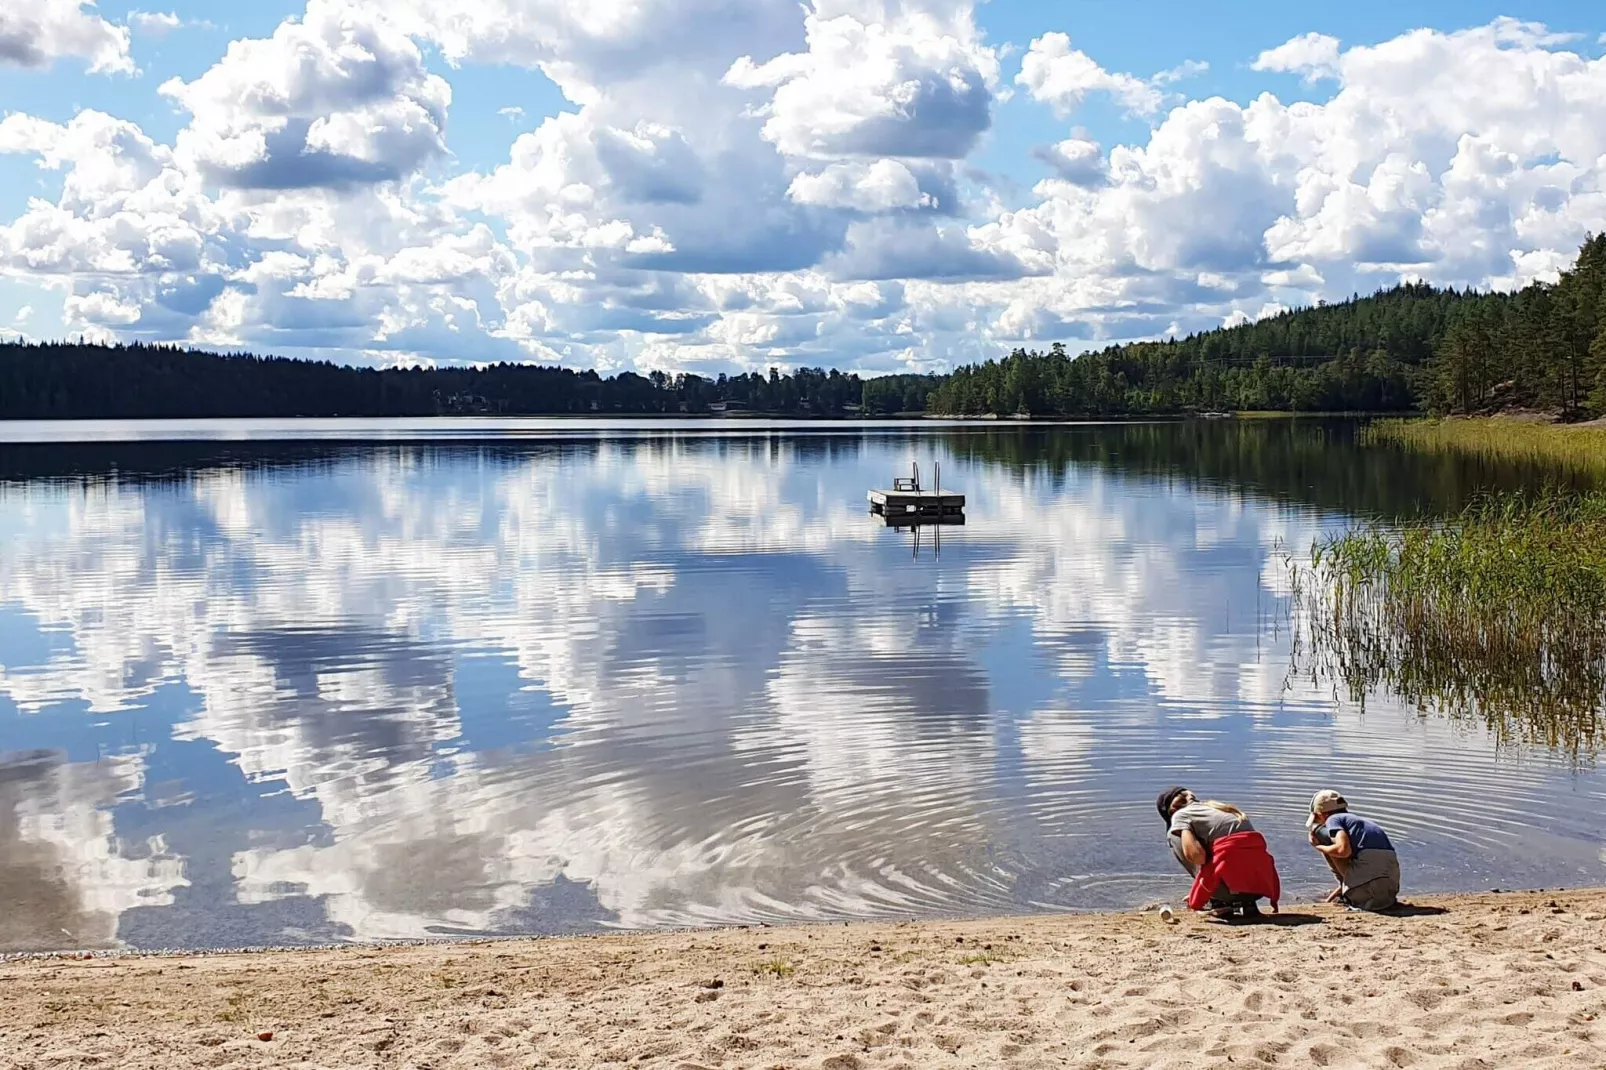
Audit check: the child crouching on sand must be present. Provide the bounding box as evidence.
[1308,790,1401,912]
[1157,786,1281,919]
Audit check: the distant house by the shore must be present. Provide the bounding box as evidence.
[433,391,505,415]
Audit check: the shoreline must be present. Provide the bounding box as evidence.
[0,883,1596,963]
[5,888,1605,1069]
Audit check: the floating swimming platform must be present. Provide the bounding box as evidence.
[868,461,965,522]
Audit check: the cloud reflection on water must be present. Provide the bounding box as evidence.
[0,750,186,952]
[0,429,1602,951]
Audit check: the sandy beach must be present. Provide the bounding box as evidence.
[2,889,1603,1070]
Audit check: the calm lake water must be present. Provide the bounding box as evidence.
[1,420,1602,952]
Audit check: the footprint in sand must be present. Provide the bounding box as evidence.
[1403,988,1448,1011]
[1383,1045,1416,1066]
[1306,1042,1339,1066]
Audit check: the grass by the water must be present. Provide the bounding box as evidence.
[1365,416,1606,476]
[1292,492,1606,758]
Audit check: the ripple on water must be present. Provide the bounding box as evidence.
[1,427,1604,951]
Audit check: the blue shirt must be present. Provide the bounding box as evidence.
[1324,812,1394,854]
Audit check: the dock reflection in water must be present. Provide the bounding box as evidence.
[1,422,1603,952]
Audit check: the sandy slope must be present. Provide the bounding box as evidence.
[3,890,1605,1070]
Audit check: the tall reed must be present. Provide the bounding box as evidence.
[1291,492,1606,760]
[1365,418,1606,478]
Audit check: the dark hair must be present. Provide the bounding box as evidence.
[1156,786,1188,823]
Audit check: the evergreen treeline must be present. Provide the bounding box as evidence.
[1430,238,1606,416]
[929,237,1606,418]
[860,373,945,415]
[0,344,877,419]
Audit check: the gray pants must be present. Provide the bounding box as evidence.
[1313,830,1401,911]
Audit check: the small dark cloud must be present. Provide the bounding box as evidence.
[0,31,47,69]
[1033,139,1108,187]
[824,67,992,160]
[596,126,705,206]
[827,220,1040,282]
[627,210,845,275]
[907,161,962,216]
[202,121,415,190]
[566,307,720,335]
[154,274,228,317]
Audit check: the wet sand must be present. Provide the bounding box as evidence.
[3,889,1604,1069]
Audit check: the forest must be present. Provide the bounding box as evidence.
[3,237,1603,420]
[928,236,1606,417]
[0,344,893,419]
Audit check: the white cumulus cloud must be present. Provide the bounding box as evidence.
[726,2,1001,159]
[159,0,451,189]
[1033,136,1106,186]
[390,0,800,105]
[1251,32,1343,81]
[1017,32,1167,117]
[984,19,1606,345]
[788,159,934,211]
[0,10,1603,376]
[0,110,214,282]
[0,0,132,73]
[128,11,182,36]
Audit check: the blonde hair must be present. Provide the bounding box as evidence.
[1171,792,1247,821]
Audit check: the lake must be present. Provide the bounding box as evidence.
[1,419,1602,952]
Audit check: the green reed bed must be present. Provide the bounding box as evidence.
[1292,493,1606,759]
[1365,417,1606,477]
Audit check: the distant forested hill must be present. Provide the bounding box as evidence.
[929,236,1606,417]
[0,344,880,419]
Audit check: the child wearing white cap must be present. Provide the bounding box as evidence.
[1308,790,1401,912]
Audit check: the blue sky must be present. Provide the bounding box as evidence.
[1,2,1603,373]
